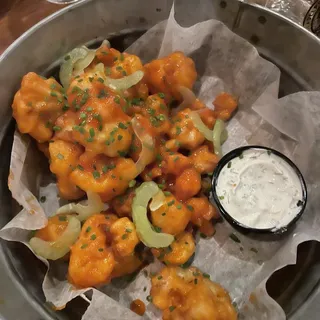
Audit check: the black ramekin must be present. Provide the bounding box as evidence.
[211,145,307,237]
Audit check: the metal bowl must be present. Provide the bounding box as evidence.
[0,0,320,319]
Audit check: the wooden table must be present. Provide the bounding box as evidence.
[0,0,67,54]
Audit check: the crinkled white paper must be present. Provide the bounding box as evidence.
[1,2,320,320]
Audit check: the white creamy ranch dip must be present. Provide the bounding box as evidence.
[216,149,303,229]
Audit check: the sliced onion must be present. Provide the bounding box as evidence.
[132,182,174,248]
[73,48,96,76]
[104,70,144,91]
[60,47,89,88]
[172,86,197,114]
[149,190,166,211]
[29,216,80,260]
[56,191,104,222]
[213,119,226,158]
[131,117,155,175]
[60,40,111,88]
[190,111,214,141]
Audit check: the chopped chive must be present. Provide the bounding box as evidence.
[89,77,94,82]
[86,107,93,112]
[176,126,182,135]
[52,126,61,131]
[50,83,57,90]
[187,205,194,211]
[239,153,244,159]
[120,53,125,61]
[92,171,100,179]
[164,191,171,196]
[129,180,136,188]
[227,162,232,168]
[118,122,127,129]
[250,247,258,253]
[200,232,207,239]
[114,96,121,104]
[161,212,166,216]
[121,234,128,240]
[59,216,67,222]
[98,248,104,252]
[229,233,241,243]
[105,67,111,75]
[57,153,64,160]
[157,276,163,280]
[86,226,92,233]
[194,278,198,285]
[169,306,175,312]
[176,204,182,209]
[154,226,162,233]
[158,93,165,99]
[90,234,97,240]
[79,112,87,119]
[64,55,71,61]
[89,128,95,138]
[40,196,46,203]
[167,200,175,206]
[173,156,179,162]
[125,228,132,233]
[86,137,94,142]
[267,150,271,155]
[146,295,153,302]
[117,135,123,141]
[218,196,224,200]
[203,273,210,279]
[97,77,104,83]
[81,243,88,249]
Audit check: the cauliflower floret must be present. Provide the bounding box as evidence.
[189,145,219,174]
[213,93,238,121]
[111,188,135,218]
[169,108,205,150]
[151,194,191,235]
[12,72,65,142]
[152,232,195,265]
[68,213,118,288]
[174,168,201,201]
[150,266,237,320]
[69,152,137,202]
[111,254,143,279]
[49,140,85,200]
[138,94,171,136]
[144,52,197,101]
[110,217,139,257]
[34,214,68,242]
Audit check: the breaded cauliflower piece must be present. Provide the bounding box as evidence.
[12,72,65,142]
[49,139,85,200]
[144,52,197,101]
[150,266,237,320]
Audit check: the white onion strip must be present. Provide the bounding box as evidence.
[29,216,81,260]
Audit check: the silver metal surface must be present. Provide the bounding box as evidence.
[0,0,320,319]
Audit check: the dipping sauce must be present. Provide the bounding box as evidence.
[215,148,304,229]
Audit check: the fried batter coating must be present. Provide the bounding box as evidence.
[151,195,191,235]
[152,232,195,265]
[169,108,205,150]
[69,152,137,202]
[12,72,65,142]
[150,266,237,320]
[68,214,117,288]
[49,140,85,200]
[174,168,202,201]
[144,52,197,101]
[189,145,219,174]
[213,93,238,121]
[110,217,139,257]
